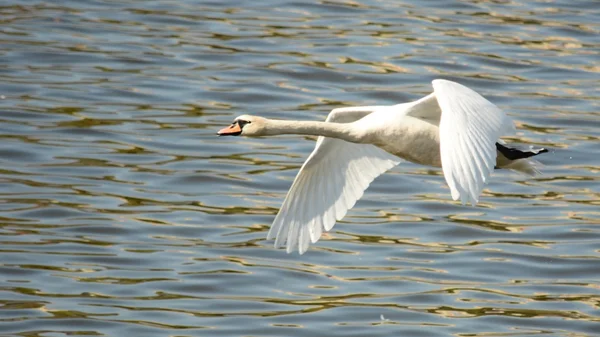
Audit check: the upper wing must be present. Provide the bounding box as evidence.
[403,92,441,126]
[433,79,515,205]
[267,106,402,254]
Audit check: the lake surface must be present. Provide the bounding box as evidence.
[1,1,599,336]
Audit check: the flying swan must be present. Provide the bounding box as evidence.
[217,79,548,254]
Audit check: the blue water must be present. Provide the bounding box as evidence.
[0,1,599,336]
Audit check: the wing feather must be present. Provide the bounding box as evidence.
[433,79,513,205]
[267,107,402,254]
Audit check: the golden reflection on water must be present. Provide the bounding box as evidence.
[0,0,599,336]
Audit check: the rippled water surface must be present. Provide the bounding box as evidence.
[1,1,599,336]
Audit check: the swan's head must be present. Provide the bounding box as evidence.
[217,115,267,137]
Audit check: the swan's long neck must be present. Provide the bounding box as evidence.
[263,119,363,143]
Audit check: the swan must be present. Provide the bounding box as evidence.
[217,79,548,254]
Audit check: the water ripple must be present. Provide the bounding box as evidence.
[0,0,599,336]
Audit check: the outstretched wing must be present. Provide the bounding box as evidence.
[433,79,514,205]
[267,106,402,254]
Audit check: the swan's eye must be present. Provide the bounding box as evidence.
[237,119,250,128]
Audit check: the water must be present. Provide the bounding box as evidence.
[0,1,599,336]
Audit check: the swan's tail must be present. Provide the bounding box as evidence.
[495,143,548,175]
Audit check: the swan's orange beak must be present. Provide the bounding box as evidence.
[217,123,242,136]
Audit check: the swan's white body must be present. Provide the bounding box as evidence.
[218,79,545,254]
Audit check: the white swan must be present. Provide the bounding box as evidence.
[217,79,548,254]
